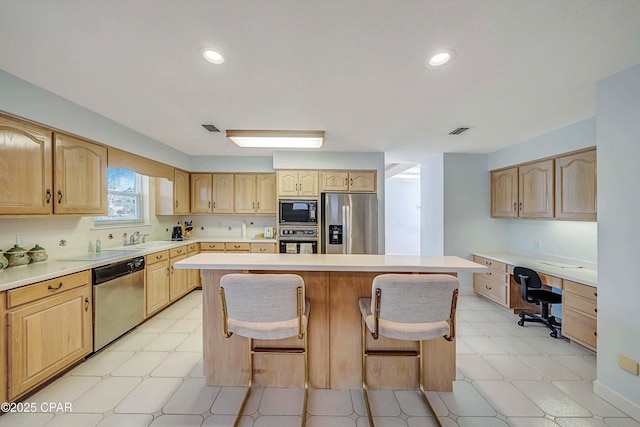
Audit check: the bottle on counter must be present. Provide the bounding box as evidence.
[96,238,102,252]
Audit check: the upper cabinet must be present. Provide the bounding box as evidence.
[235,173,277,215]
[156,168,190,215]
[0,115,53,214]
[212,173,234,214]
[277,170,319,197]
[53,133,108,215]
[491,148,596,221]
[0,115,107,216]
[190,173,212,214]
[555,148,597,221]
[320,170,376,193]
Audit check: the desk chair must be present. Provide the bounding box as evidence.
[359,274,459,427]
[219,273,310,427]
[514,266,562,338]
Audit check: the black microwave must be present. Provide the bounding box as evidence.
[279,200,318,225]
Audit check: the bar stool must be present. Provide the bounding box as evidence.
[359,273,459,427]
[219,273,310,427]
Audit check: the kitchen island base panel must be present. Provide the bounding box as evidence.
[202,269,455,391]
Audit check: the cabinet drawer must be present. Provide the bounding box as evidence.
[538,273,563,290]
[7,270,91,308]
[170,246,187,258]
[564,280,597,301]
[473,274,507,305]
[251,243,276,253]
[201,242,225,252]
[564,294,597,317]
[225,242,250,252]
[187,243,199,253]
[473,256,507,272]
[146,250,170,265]
[479,269,509,284]
[562,307,597,349]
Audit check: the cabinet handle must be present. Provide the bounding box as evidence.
[176,200,179,208]
[594,308,597,313]
[57,190,63,203]
[260,248,266,252]
[167,267,170,276]
[594,292,597,297]
[48,281,63,291]
[257,202,260,208]
[156,255,162,260]
[485,285,492,290]
[253,202,255,208]
[85,297,90,312]
[46,189,52,204]
[513,202,516,211]
[213,201,216,208]
[234,245,240,248]
[176,249,182,254]
[486,271,492,276]
[485,261,492,266]
[350,178,353,187]
[594,331,597,337]
[519,201,523,211]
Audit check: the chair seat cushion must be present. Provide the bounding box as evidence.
[527,289,562,304]
[229,300,310,340]
[359,298,450,341]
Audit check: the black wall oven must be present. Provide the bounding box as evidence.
[279,199,318,225]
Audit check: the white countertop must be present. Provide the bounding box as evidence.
[174,253,487,273]
[0,238,277,292]
[473,251,597,287]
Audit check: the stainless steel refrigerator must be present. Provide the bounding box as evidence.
[321,193,378,254]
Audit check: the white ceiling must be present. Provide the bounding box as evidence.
[1,0,639,164]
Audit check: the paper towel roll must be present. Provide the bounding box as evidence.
[241,222,247,238]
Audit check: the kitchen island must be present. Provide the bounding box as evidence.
[175,253,486,391]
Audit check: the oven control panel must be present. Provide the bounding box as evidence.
[279,227,318,239]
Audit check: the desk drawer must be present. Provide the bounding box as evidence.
[251,243,276,253]
[564,280,597,301]
[201,242,225,252]
[539,273,563,290]
[565,294,597,317]
[146,250,170,265]
[473,255,507,273]
[473,274,507,305]
[480,269,509,284]
[7,270,91,308]
[562,307,597,349]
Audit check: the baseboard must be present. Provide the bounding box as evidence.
[594,380,640,421]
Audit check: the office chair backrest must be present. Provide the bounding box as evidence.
[513,266,542,302]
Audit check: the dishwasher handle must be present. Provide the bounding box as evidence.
[93,257,145,285]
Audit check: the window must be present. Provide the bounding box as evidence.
[94,168,143,225]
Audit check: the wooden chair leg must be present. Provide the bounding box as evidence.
[233,338,253,427]
[418,340,442,427]
[361,316,375,427]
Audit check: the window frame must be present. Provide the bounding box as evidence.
[94,168,144,227]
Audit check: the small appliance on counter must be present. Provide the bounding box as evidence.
[183,220,193,239]
[264,226,275,238]
[171,225,183,241]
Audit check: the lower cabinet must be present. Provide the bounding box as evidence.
[187,243,200,291]
[170,253,188,302]
[562,280,597,350]
[145,251,170,317]
[6,271,92,400]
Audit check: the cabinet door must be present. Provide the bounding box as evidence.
[277,170,299,197]
[349,171,376,192]
[54,133,108,214]
[0,115,53,214]
[518,159,554,218]
[170,254,188,302]
[555,149,597,221]
[491,167,518,218]
[321,171,349,192]
[190,173,212,214]
[8,285,92,399]
[212,173,234,213]
[298,171,319,196]
[235,174,257,214]
[174,169,190,214]
[186,249,200,291]
[146,260,170,316]
[256,174,276,214]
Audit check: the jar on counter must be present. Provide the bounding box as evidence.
[5,244,30,267]
[0,250,8,270]
[27,244,48,263]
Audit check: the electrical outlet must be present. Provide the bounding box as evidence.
[535,240,542,250]
[16,235,27,247]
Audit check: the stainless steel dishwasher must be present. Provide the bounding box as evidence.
[93,256,145,351]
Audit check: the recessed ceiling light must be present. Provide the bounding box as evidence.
[200,48,226,65]
[226,130,325,149]
[426,49,456,67]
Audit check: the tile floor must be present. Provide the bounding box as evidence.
[1,290,639,427]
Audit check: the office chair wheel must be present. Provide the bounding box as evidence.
[550,330,558,338]
[518,313,525,326]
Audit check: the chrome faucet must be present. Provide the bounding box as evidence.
[129,231,140,245]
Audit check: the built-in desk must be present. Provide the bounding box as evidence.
[175,253,486,391]
[472,251,598,351]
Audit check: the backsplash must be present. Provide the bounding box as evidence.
[181,215,276,240]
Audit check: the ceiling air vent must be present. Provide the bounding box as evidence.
[202,124,221,132]
[449,127,470,135]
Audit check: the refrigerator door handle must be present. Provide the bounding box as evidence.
[345,205,350,254]
[342,205,347,254]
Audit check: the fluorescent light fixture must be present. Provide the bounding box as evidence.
[226,130,325,149]
[199,48,226,64]
[426,49,456,67]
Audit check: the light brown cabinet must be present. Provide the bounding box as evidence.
[6,271,92,400]
[169,252,188,302]
[277,170,319,197]
[145,251,170,317]
[251,242,276,253]
[212,173,234,213]
[473,256,509,307]
[555,148,597,221]
[190,173,213,214]
[235,173,277,214]
[225,242,251,252]
[200,242,225,252]
[156,168,190,215]
[518,159,554,219]
[562,279,597,350]
[187,243,200,291]
[320,170,377,193]
[491,167,519,218]
[0,115,53,215]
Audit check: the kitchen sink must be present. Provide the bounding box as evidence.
[105,241,175,251]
